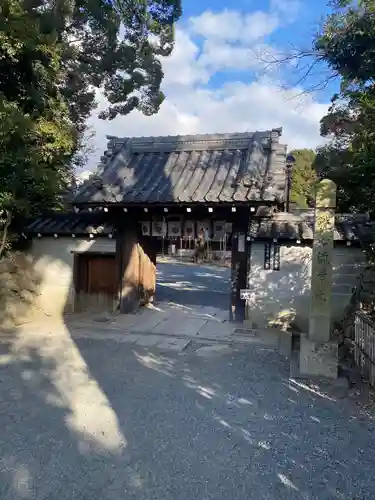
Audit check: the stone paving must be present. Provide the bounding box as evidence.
[60,300,281,353]
[67,301,231,334]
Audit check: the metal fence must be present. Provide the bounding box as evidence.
[354,311,375,386]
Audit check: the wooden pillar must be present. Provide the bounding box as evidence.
[138,235,157,304]
[230,211,250,322]
[116,225,141,313]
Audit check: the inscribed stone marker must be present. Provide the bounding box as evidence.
[309,179,336,342]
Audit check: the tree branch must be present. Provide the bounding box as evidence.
[256,44,338,97]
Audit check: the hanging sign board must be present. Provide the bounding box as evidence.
[213,220,226,240]
[168,220,182,238]
[240,289,252,300]
[238,232,245,253]
[140,221,151,236]
[152,219,167,237]
[273,243,281,271]
[264,243,271,270]
[183,221,195,239]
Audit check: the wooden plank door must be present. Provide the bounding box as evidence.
[87,255,117,295]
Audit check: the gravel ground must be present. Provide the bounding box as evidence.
[1,334,375,500]
[156,260,230,312]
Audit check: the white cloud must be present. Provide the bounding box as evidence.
[189,10,279,43]
[161,30,210,87]
[271,0,301,23]
[86,7,329,170]
[198,40,276,73]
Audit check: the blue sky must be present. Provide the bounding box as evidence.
[86,0,337,174]
[178,0,337,98]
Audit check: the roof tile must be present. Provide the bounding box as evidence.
[75,131,287,205]
[249,212,371,243]
[25,212,115,235]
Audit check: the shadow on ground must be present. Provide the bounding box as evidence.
[1,252,375,499]
[1,327,375,500]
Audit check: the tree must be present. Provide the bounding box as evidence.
[1,0,182,135]
[314,143,354,213]
[0,3,75,256]
[269,0,375,215]
[313,89,375,214]
[314,0,375,93]
[0,0,182,256]
[54,0,182,123]
[313,0,375,215]
[288,149,317,208]
[259,0,375,94]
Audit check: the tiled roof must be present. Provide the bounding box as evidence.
[249,212,371,243]
[25,210,375,246]
[25,212,115,236]
[74,130,287,206]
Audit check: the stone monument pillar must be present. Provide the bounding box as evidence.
[299,179,338,379]
[309,179,336,341]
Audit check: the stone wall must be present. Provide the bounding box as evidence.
[2,234,157,323]
[32,237,117,316]
[0,237,116,327]
[0,252,44,328]
[246,243,366,332]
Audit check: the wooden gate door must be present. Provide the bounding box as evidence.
[87,254,117,295]
[75,253,118,311]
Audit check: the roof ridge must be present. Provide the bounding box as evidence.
[105,129,283,145]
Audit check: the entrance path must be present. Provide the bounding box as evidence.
[63,300,279,353]
[58,259,280,352]
[1,326,375,499]
[156,257,231,313]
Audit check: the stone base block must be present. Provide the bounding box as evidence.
[242,319,253,329]
[278,331,293,359]
[308,314,331,342]
[299,336,338,379]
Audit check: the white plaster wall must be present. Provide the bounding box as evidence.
[246,243,366,332]
[28,237,116,318]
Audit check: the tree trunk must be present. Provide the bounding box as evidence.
[0,210,12,260]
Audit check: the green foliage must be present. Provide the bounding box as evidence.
[314,0,375,216]
[55,0,182,121]
[0,0,182,253]
[0,0,76,256]
[315,0,375,89]
[288,149,317,208]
